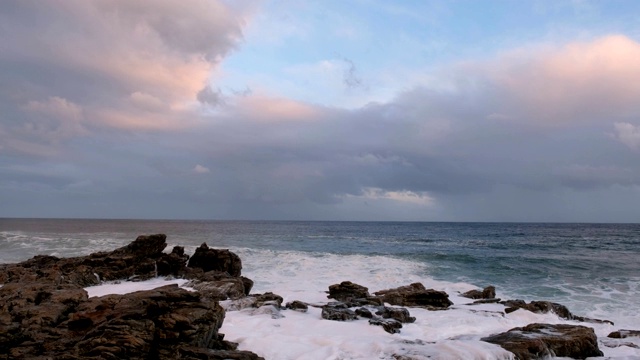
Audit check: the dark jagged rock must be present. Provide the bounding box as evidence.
[178,346,265,359]
[0,234,180,287]
[375,306,416,323]
[373,283,453,310]
[222,292,284,312]
[461,286,496,300]
[241,276,254,296]
[608,330,640,339]
[0,284,257,359]
[502,300,614,325]
[369,318,402,334]
[185,271,248,301]
[285,300,308,312]
[321,303,358,321]
[355,307,373,318]
[482,323,603,360]
[0,235,262,360]
[327,281,370,302]
[251,292,284,308]
[157,246,190,276]
[188,243,242,277]
[344,297,384,307]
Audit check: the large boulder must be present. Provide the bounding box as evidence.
[461,286,496,300]
[373,283,453,310]
[188,243,242,277]
[482,323,603,359]
[327,281,370,302]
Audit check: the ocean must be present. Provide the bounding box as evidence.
[1,219,639,359]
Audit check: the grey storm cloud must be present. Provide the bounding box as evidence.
[1,1,640,221]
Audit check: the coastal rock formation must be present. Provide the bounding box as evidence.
[185,271,251,301]
[327,281,370,301]
[321,302,358,321]
[502,300,614,325]
[188,243,242,277]
[462,285,496,300]
[482,323,603,359]
[369,318,402,334]
[608,330,640,339]
[0,235,263,360]
[285,300,309,312]
[374,282,453,310]
[0,234,188,287]
[375,306,416,323]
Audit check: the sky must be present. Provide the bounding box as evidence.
[1,0,640,222]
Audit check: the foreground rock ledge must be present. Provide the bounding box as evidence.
[0,234,263,360]
[482,323,603,360]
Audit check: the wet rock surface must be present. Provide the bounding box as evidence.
[0,234,263,360]
[608,329,640,339]
[187,243,243,277]
[482,323,603,359]
[461,285,496,300]
[373,282,453,310]
[501,300,614,325]
[0,234,185,287]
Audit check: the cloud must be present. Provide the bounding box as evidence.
[3,96,89,156]
[347,187,435,206]
[613,122,640,150]
[193,164,211,174]
[0,0,252,151]
[478,35,640,125]
[3,21,640,221]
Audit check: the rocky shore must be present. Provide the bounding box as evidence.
[0,234,638,359]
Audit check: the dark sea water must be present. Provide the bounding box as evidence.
[2,218,640,357]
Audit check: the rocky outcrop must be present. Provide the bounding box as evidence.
[188,243,242,277]
[285,300,308,312]
[185,272,250,301]
[482,323,603,359]
[502,300,614,325]
[0,234,188,287]
[326,281,453,310]
[375,306,416,323]
[0,283,263,359]
[373,282,453,310]
[321,302,358,321]
[327,281,370,302]
[608,330,640,339]
[462,285,496,300]
[369,318,402,334]
[0,235,263,360]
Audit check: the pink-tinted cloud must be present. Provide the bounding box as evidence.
[234,94,320,122]
[1,0,253,136]
[479,35,640,124]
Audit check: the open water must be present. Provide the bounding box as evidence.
[1,219,639,359]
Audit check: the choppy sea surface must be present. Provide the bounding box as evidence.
[2,219,639,359]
